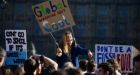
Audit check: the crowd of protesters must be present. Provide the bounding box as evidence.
[0,31,140,75]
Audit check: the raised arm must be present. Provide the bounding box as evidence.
[31,55,58,70]
[42,55,58,70]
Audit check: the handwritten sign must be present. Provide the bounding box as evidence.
[5,30,27,65]
[95,44,133,73]
[32,0,75,34]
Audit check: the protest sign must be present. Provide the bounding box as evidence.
[5,30,27,65]
[5,51,27,65]
[95,44,133,73]
[32,0,75,34]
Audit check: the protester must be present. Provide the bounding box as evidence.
[24,54,58,75]
[24,58,40,75]
[85,60,96,75]
[14,65,25,75]
[56,31,93,68]
[4,67,14,75]
[0,47,6,75]
[79,60,88,74]
[63,61,74,69]
[50,70,63,75]
[96,63,114,75]
[0,47,6,67]
[107,59,122,75]
[133,54,140,75]
[63,67,83,75]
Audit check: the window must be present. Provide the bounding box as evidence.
[117,6,129,18]
[75,23,86,37]
[95,23,108,37]
[76,5,89,17]
[113,23,127,38]
[96,5,108,17]
[14,3,25,14]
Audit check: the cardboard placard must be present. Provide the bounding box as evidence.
[32,0,75,34]
[95,44,133,73]
[5,30,27,65]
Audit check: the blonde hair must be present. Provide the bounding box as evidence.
[62,31,73,54]
[63,34,69,54]
[107,59,121,70]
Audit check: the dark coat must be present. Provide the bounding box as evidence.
[56,43,89,68]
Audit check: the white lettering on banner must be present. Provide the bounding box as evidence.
[42,15,70,32]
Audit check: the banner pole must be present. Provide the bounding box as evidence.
[50,32,59,47]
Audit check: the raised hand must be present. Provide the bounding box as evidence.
[56,47,62,56]
[88,51,93,60]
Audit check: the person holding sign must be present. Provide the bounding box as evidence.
[55,31,93,68]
